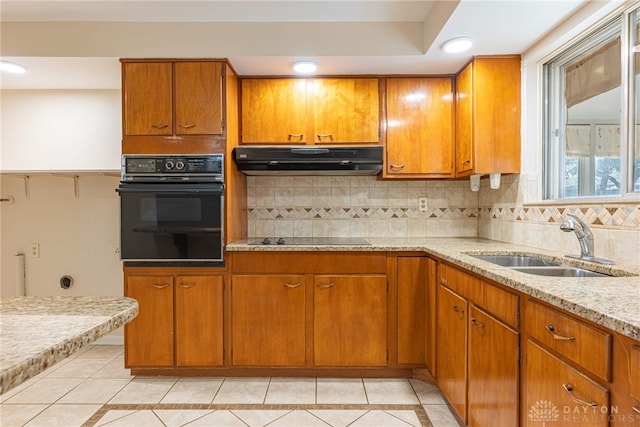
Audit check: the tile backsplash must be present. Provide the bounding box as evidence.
[247,176,478,238]
[247,173,640,267]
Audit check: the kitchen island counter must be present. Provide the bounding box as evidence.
[0,296,138,394]
[227,237,640,340]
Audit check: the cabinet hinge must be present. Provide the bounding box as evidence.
[221,120,225,131]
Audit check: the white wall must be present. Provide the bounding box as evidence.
[1,90,121,172]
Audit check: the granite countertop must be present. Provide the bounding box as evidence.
[0,296,138,395]
[227,237,640,340]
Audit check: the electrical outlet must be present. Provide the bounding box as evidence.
[29,243,40,258]
[113,246,121,260]
[419,197,428,212]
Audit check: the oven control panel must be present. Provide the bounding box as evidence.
[121,154,224,182]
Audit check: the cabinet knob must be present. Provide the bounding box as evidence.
[389,164,405,171]
[178,282,196,288]
[179,124,196,129]
[288,133,304,140]
[151,124,169,129]
[462,159,471,164]
[545,324,575,341]
[562,384,597,407]
[452,304,464,313]
[633,406,640,415]
[317,133,333,140]
[284,282,302,288]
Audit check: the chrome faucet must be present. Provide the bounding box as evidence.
[560,213,614,265]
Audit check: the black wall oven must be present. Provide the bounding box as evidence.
[117,154,224,264]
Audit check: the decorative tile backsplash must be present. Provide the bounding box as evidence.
[247,173,640,266]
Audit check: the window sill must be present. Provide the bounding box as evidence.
[525,194,640,207]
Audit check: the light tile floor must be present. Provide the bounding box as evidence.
[0,345,462,427]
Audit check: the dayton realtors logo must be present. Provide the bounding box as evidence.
[529,400,637,424]
[529,400,560,426]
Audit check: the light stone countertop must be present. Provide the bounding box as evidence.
[227,237,640,341]
[0,296,138,395]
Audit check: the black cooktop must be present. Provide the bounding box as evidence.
[248,237,371,246]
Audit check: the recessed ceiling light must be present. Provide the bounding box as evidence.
[292,60,317,74]
[442,37,473,54]
[0,60,27,74]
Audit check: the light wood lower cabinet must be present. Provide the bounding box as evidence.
[175,275,224,366]
[437,262,520,426]
[437,284,468,422]
[314,275,387,367]
[524,340,609,427]
[468,305,519,427]
[125,274,174,367]
[231,275,306,366]
[124,268,224,368]
[396,257,428,365]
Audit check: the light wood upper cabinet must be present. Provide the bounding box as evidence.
[240,78,380,144]
[240,79,307,143]
[231,275,307,366]
[173,62,223,135]
[123,63,173,136]
[385,77,455,178]
[455,56,521,176]
[311,78,379,144]
[125,274,174,367]
[314,274,387,367]
[175,274,224,367]
[122,60,224,137]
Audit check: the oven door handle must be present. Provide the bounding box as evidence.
[116,185,224,195]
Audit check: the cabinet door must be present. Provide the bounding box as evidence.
[125,274,174,366]
[312,78,379,143]
[386,78,454,176]
[437,284,468,423]
[468,305,519,427]
[314,275,387,366]
[231,275,306,366]
[175,275,224,366]
[240,79,307,143]
[397,257,427,365]
[455,64,473,175]
[123,62,173,136]
[524,340,609,427]
[174,62,223,135]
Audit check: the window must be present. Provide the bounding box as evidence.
[543,6,640,199]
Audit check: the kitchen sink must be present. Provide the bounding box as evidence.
[470,254,560,267]
[470,253,612,277]
[510,266,609,278]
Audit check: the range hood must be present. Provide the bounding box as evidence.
[233,146,383,176]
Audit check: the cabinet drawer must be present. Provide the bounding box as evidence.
[440,263,518,328]
[524,340,609,427]
[526,299,612,382]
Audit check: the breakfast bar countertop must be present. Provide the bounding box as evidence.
[227,237,640,341]
[0,296,138,395]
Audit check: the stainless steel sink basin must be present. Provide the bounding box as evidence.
[471,254,560,267]
[511,266,609,278]
[470,253,612,277]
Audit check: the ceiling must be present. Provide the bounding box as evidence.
[0,0,588,89]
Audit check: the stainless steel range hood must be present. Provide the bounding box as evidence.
[233,146,383,176]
